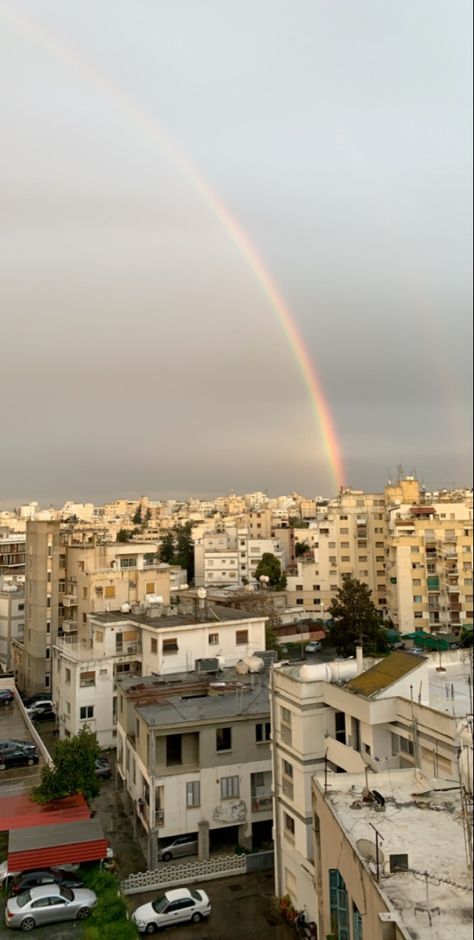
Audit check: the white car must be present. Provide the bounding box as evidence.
[132,887,211,933]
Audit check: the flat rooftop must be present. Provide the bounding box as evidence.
[92,603,256,629]
[117,669,270,726]
[428,659,473,718]
[316,768,472,940]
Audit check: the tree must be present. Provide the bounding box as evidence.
[254,553,287,591]
[158,524,195,581]
[116,529,132,543]
[33,727,100,804]
[295,541,311,557]
[327,575,388,656]
[159,531,176,564]
[226,589,281,653]
[132,505,143,525]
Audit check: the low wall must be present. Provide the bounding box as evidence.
[121,853,247,895]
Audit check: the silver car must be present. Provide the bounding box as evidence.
[5,884,97,931]
[158,835,198,862]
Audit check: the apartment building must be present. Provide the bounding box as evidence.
[270,650,468,922]
[385,504,473,635]
[194,527,286,588]
[312,767,472,940]
[116,670,273,866]
[286,488,388,617]
[0,578,25,671]
[0,532,26,575]
[53,605,267,747]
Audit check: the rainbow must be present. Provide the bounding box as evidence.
[1,2,345,491]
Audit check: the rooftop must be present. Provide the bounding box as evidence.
[316,768,473,940]
[91,604,261,629]
[428,658,473,718]
[117,669,270,726]
[345,651,427,698]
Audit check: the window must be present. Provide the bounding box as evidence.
[256,722,271,743]
[162,638,178,655]
[105,586,116,599]
[151,638,157,654]
[65,668,71,684]
[66,701,71,716]
[216,727,232,751]
[340,528,349,534]
[414,612,423,619]
[413,595,422,603]
[120,557,137,568]
[281,707,292,725]
[284,812,295,838]
[186,781,200,807]
[413,578,422,586]
[341,542,350,548]
[80,705,94,720]
[166,734,182,766]
[411,546,420,553]
[208,633,219,645]
[353,903,363,940]
[236,629,248,645]
[146,582,155,593]
[282,759,293,778]
[221,775,239,799]
[80,671,95,687]
[329,869,349,940]
[296,584,303,591]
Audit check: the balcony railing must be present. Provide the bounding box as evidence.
[251,794,273,812]
[62,594,78,608]
[54,637,142,661]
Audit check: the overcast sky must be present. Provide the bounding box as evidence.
[0,0,472,506]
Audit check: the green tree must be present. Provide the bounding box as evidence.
[132,504,143,525]
[116,529,132,543]
[295,541,310,557]
[327,575,388,656]
[175,522,194,582]
[33,727,100,804]
[159,531,175,564]
[253,553,287,590]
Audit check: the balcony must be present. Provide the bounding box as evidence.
[62,594,78,608]
[55,637,142,661]
[251,794,272,813]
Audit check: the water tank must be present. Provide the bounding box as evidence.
[330,661,359,682]
[245,655,265,674]
[235,659,249,675]
[459,746,473,796]
[216,656,225,672]
[299,663,332,682]
[146,595,163,605]
[121,603,131,614]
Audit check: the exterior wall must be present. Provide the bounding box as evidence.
[22,520,62,694]
[138,616,266,674]
[0,535,26,575]
[0,584,25,670]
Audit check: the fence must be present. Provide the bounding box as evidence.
[121,850,274,894]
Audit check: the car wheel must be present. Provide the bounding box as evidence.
[162,852,172,862]
[76,907,91,920]
[27,758,35,766]
[20,918,36,932]
[145,924,157,935]
[191,913,202,923]
[0,763,6,771]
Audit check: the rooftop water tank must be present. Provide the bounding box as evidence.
[299,663,332,682]
[245,655,265,674]
[329,660,359,682]
[235,659,249,675]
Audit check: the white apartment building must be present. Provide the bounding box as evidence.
[194,527,286,588]
[116,671,273,866]
[53,605,267,747]
[271,649,469,922]
[0,578,25,671]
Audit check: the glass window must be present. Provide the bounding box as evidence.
[186,781,200,807]
[216,727,232,751]
[220,775,239,799]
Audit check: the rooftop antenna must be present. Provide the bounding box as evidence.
[368,825,384,883]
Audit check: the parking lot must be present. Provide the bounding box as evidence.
[0,700,44,792]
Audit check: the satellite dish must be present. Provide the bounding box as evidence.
[356,839,385,865]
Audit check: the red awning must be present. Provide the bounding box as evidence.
[8,819,108,871]
[0,793,90,833]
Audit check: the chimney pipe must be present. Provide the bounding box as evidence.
[356,644,364,675]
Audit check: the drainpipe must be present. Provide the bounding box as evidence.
[270,665,282,898]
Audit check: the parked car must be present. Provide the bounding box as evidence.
[95,758,112,780]
[9,869,84,896]
[0,740,38,756]
[21,693,52,708]
[158,835,198,862]
[0,746,39,771]
[132,887,211,933]
[26,701,55,722]
[304,641,322,654]
[5,884,97,930]
[0,690,15,706]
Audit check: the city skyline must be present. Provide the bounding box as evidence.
[1,1,472,503]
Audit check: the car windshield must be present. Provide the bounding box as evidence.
[59,887,74,902]
[190,890,201,901]
[152,895,169,914]
[16,891,32,908]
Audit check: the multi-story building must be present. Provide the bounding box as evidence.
[14,520,63,694]
[312,766,472,940]
[0,577,25,671]
[116,669,273,867]
[270,649,469,922]
[53,604,267,747]
[0,532,26,575]
[194,528,286,588]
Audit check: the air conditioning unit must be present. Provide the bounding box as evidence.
[195,657,220,676]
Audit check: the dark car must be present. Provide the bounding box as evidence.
[21,693,52,708]
[9,868,85,896]
[0,740,38,756]
[0,746,39,771]
[0,689,15,706]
